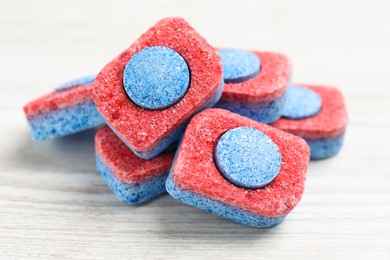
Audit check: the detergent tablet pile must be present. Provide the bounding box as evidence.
[23,17,348,228]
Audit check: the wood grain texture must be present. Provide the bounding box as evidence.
[0,0,389,258]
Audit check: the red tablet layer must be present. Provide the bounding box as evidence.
[95,126,174,183]
[171,108,309,217]
[24,85,94,118]
[272,85,348,138]
[93,17,223,153]
[220,51,291,102]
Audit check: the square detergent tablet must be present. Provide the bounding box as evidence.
[23,75,105,140]
[215,49,291,124]
[272,84,348,159]
[166,108,310,228]
[95,126,175,204]
[93,17,223,160]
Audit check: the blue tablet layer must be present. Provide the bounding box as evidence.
[123,46,190,110]
[306,133,345,160]
[27,101,105,141]
[215,93,286,124]
[218,49,261,83]
[55,75,96,93]
[214,127,281,189]
[96,154,168,204]
[283,85,322,119]
[166,174,285,228]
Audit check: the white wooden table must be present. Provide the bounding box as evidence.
[1,0,389,258]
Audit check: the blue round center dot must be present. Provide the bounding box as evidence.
[283,85,322,119]
[214,127,282,190]
[218,49,261,84]
[123,46,190,110]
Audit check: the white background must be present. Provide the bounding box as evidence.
[1,0,389,258]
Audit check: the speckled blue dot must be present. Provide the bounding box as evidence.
[218,49,261,83]
[283,85,322,119]
[214,127,281,189]
[55,74,96,93]
[123,46,190,110]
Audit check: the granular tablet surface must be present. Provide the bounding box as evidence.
[214,126,281,189]
[283,85,322,119]
[123,46,190,110]
[218,49,261,83]
[55,75,96,93]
